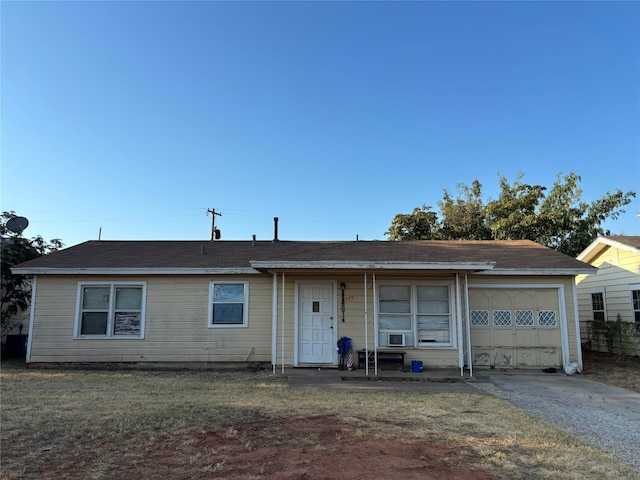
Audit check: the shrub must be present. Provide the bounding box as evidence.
[585,314,640,357]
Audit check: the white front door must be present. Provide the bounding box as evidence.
[298,283,336,364]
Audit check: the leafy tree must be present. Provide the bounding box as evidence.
[438,180,492,240]
[1,212,63,337]
[386,205,440,241]
[534,172,585,253]
[562,187,636,257]
[386,172,635,256]
[485,173,547,241]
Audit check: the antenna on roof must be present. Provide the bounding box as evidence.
[206,208,222,241]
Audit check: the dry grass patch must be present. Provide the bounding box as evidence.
[1,360,638,479]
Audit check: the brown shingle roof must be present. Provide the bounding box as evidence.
[12,239,594,274]
[605,236,640,249]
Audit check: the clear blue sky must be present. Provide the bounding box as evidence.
[2,1,639,248]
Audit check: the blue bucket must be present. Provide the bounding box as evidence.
[411,360,423,373]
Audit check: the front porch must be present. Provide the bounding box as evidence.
[269,271,479,374]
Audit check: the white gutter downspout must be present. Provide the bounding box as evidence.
[464,274,473,377]
[364,273,369,376]
[373,273,378,377]
[25,276,37,364]
[572,281,584,371]
[456,274,464,377]
[271,273,278,375]
[281,273,285,374]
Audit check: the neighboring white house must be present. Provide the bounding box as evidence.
[575,236,640,354]
[13,238,595,372]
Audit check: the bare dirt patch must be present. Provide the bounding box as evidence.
[582,350,640,393]
[28,416,494,480]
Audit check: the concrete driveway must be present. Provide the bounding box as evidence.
[472,370,640,470]
[473,370,640,420]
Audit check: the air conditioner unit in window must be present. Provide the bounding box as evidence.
[388,333,406,347]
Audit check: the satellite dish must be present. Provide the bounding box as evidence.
[6,216,29,233]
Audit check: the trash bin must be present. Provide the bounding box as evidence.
[411,360,423,373]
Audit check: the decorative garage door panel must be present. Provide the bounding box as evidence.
[469,289,561,368]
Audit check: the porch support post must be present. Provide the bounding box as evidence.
[272,273,277,375]
[373,273,378,376]
[281,273,286,374]
[363,273,369,376]
[456,274,464,377]
[465,274,473,377]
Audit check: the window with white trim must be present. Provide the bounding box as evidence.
[538,310,557,327]
[208,281,249,328]
[493,310,512,327]
[630,285,640,323]
[75,283,146,338]
[515,310,534,327]
[378,283,454,347]
[470,310,489,326]
[591,289,606,321]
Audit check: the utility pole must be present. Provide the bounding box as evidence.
[206,208,222,240]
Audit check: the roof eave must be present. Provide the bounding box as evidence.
[249,261,496,271]
[478,268,597,276]
[11,267,262,275]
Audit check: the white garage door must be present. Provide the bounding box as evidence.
[469,288,561,368]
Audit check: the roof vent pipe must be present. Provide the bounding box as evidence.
[252,234,256,246]
[273,217,279,243]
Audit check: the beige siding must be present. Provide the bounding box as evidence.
[576,246,640,338]
[272,276,297,366]
[30,275,273,363]
[30,272,576,369]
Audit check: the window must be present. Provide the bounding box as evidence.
[470,310,489,326]
[515,310,534,327]
[208,282,249,328]
[493,310,512,327]
[631,286,640,323]
[378,283,453,347]
[591,290,606,321]
[417,285,450,343]
[538,310,557,327]
[76,283,145,338]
